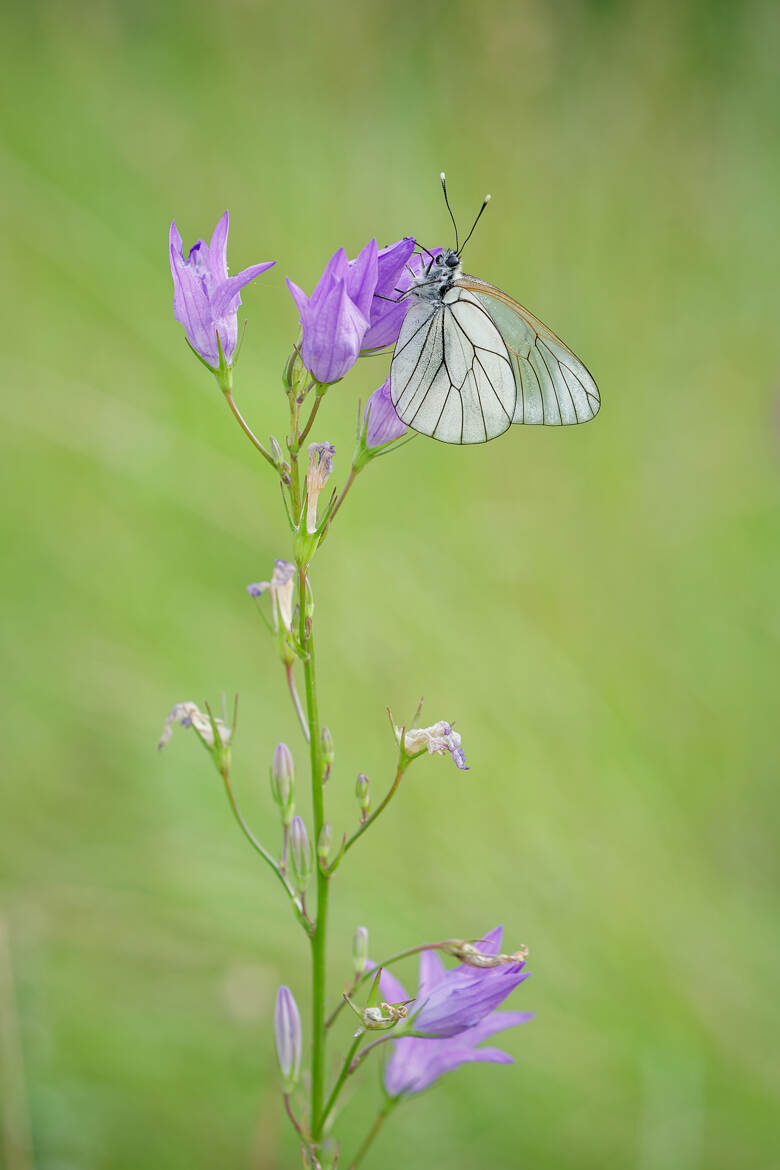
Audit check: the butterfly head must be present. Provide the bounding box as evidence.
[409,249,462,301]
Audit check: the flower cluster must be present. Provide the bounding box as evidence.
[163,204,535,1169]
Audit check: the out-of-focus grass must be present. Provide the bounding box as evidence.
[0,1,778,1168]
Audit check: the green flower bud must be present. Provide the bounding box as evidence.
[271,742,296,824]
[289,817,313,896]
[321,726,335,767]
[355,773,370,819]
[283,341,305,392]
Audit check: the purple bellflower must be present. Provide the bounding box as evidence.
[378,927,532,1097]
[169,212,275,370]
[286,240,378,384]
[363,378,408,448]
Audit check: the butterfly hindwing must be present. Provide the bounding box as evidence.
[457,276,601,426]
[390,288,516,444]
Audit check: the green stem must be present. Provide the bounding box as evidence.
[342,756,407,857]
[223,389,276,468]
[320,1032,363,1131]
[285,661,310,743]
[299,566,330,1140]
[219,766,311,933]
[319,467,359,543]
[350,1098,400,1169]
[298,392,324,446]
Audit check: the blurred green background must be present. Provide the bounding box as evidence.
[1,1,778,1167]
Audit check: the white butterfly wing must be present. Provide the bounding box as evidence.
[458,276,601,426]
[390,288,516,444]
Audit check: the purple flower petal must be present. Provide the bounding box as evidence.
[211,261,276,319]
[347,238,379,322]
[412,963,529,1037]
[364,378,408,448]
[385,1036,515,1097]
[418,949,447,999]
[208,210,230,284]
[305,278,368,383]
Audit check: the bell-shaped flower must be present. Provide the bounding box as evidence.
[286,240,378,384]
[377,927,532,1096]
[363,377,408,448]
[169,211,275,369]
[247,559,296,632]
[396,719,468,770]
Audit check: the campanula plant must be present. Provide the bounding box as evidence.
[161,208,534,1169]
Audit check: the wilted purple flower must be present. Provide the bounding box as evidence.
[274,985,302,1090]
[286,240,378,383]
[247,559,296,632]
[158,701,231,750]
[396,720,468,770]
[363,377,408,448]
[305,442,335,533]
[378,927,532,1096]
[169,212,275,369]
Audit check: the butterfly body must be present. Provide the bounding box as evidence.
[390,248,600,444]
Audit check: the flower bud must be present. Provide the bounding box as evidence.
[317,821,333,868]
[283,341,305,392]
[289,816,313,896]
[270,435,284,465]
[355,773,370,819]
[321,726,335,767]
[271,743,295,825]
[274,985,302,1091]
[352,926,369,976]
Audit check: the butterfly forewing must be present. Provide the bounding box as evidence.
[390,288,516,444]
[457,276,601,426]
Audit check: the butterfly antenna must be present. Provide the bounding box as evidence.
[457,194,491,257]
[440,172,459,253]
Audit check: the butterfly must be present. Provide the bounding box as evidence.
[389,175,601,444]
